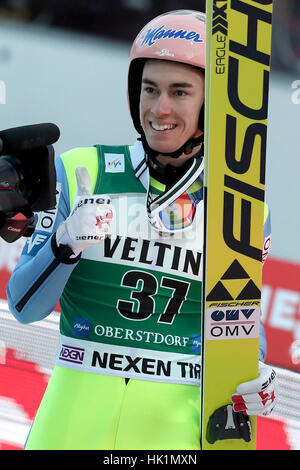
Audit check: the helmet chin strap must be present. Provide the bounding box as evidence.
[139,131,204,160]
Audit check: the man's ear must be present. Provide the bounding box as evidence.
[193,129,204,138]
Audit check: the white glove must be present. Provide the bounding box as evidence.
[231,361,276,416]
[56,166,113,256]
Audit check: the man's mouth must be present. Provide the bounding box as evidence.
[150,122,177,131]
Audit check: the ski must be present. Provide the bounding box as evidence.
[201,0,274,450]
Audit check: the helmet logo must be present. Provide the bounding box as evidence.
[155,48,175,57]
[140,25,203,47]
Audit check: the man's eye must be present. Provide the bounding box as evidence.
[176,90,187,97]
[145,86,156,93]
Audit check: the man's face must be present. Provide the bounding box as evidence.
[139,59,205,160]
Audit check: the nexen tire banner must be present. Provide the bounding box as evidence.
[55,335,201,385]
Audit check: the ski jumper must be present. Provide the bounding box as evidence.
[7,141,270,450]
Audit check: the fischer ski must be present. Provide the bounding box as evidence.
[201,0,274,450]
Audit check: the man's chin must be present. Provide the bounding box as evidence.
[147,141,180,156]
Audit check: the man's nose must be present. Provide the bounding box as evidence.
[152,93,171,116]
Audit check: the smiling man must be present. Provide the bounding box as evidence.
[140,60,205,164]
[7,10,275,450]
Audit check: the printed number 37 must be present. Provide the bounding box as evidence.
[117,270,190,325]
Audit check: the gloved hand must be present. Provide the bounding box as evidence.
[231,361,276,416]
[56,166,113,256]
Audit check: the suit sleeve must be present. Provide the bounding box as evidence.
[6,156,80,324]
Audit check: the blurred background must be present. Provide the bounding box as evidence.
[0,0,299,450]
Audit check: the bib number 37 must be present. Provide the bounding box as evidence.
[117,270,190,325]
